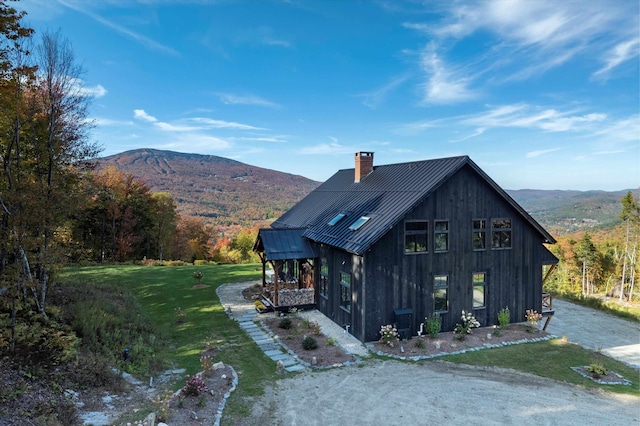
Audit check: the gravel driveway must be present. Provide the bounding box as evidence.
[220,284,639,425]
[245,361,638,425]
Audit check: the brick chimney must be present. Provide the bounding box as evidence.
[355,151,374,182]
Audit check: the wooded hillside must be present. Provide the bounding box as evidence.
[98,149,320,233]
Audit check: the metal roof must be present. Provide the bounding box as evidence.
[254,227,318,261]
[271,155,556,255]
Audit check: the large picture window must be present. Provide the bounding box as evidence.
[340,272,351,312]
[473,272,486,308]
[472,219,486,250]
[405,220,428,253]
[434,221,449,252]
[492,218,512,249]
[434,275,448,312]
[319,259,329,299]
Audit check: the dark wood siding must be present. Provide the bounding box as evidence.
[360,165,551,342]
[316,244,367,341]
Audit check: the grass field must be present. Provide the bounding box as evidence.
[61,263,274,419]
[61,263,639,424]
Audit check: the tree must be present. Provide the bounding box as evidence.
[619,191,639,301]
[150,192,177,261]
[574,233,597,296]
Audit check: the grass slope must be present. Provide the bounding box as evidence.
[61,263,273,419]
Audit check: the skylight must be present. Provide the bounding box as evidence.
[349,216,370,231]
[328,213,346,226]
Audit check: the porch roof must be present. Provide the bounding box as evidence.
[254,228,318,261]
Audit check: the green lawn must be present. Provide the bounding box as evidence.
[61,263,275,418]
[438,338,639,396]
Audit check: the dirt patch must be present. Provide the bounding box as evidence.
[263,316,356,367]
[372,324,550,358]
[192,284,209,289]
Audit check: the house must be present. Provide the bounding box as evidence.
[253,152,558,343]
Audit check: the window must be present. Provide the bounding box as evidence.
[319,259,329,298]
[472,219,486,250]
[349,216,370,231]
[434,275,448,312]
[473,273,486,308]
[434,221,449,252]
[328,213,346,226]
[405,220,428,253]
[492,218,512,249]
[340,272,351,312]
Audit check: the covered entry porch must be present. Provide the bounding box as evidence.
[253,228,318,312]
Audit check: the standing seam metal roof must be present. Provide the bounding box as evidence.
[271,155,555,255]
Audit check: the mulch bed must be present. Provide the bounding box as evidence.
[262,316,356,367]
[371,324,552,358]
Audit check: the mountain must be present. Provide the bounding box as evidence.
[98,149,633,236]
[507,189,633,235]
[97,149,320,232]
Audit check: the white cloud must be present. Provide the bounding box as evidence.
[526,148,561,158]
[449,128,485,143]
[57,0,179,55]
[95,118,134,126]
[154,122,200,132]
[216,93,281,109]
[419,45,477,104]
[189,117,267,130]
[358,74,410,109]
[406,0,636,83]
[461,104,606,133]
[133,109,158,122]
[593,38,640,79]
[299,142,354,155]
[233,136,288,143]
[159,134,232,152]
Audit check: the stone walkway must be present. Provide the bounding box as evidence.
[217,282,306,373]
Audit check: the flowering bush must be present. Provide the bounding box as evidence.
[453,310,481,338]
[525,309,543,328]
[182,373,207,396]
[379,324,399,347]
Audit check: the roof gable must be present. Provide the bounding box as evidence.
[272,155,555,254]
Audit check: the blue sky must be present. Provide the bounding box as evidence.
[18,0,639,190]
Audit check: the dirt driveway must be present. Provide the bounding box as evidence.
[244,360,639,426]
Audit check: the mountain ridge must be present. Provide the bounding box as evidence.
[97,148,633,235]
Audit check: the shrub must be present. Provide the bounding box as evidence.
[182,374,207,396]
[498,307,510,329]
[414,338,426,349]
[424,313,441,338]
[327,337,337,346]
[278,317,292,329]
[302,336,318,350]
[193,259,208,266]
[588,363,608,377]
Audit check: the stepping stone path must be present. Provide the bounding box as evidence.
[217,282,306,373]
[235,308,306,373]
